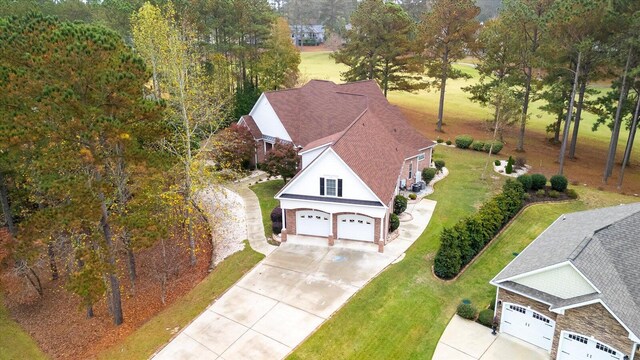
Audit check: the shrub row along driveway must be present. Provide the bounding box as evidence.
[153,195,436,359]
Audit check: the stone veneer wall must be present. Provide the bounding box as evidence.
[496,288,634,359]
[551,302,634,359]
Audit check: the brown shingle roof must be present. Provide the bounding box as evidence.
[264,79,434,204]
[240,115,262,139]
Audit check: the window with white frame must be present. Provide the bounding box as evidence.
[326,178,337,196]
[409,163,413,179]
[320,177,342,197]
[417,153,425,161]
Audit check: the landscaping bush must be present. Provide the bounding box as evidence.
[536,189,546,197]
[445,140,452,145]
[272,221,282,235]
[434,180,525,280]
[566,188,578,199]
[457,303,477,320]
[408,193,417,200]
[455,135,474,149]
[471,141,485,151]
[549,190,560,198]
[434,160,446,172]
[394,195,408,215]
[489,296,496,310]
[505,156,514,174]
[530,174,547,190]
[550,174,568,192]
[494,159,501,166]
[270,206,282,222]
[436,137,444,143]
[483,141,504,155]
[478,309,495,328]
[389,213,400,232]
[517,174,532,191]
[515,157,527,169]
[422,167,437,184]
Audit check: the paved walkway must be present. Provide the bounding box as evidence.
[153,198,437,360]
[433,315,549,360]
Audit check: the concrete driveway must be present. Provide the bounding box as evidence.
[433,315,549,360]
[154,199,436,360]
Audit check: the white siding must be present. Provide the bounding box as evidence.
[249,94,292,142]
[514,264,597,299]
[301,145,329,168]
[279,198,387,219]
[281,149,380,202]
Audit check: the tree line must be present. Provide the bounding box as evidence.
[0,0,299,326]
[334,0,640,188]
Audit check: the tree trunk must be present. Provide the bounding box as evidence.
[98,189,124,325]
[604,48,633,183]
[553,110,563,144]
[124,231,136,293]
[436,49,449,133]
[558,51,582,176]
[0,171,16,237]
[569,73,588,159]
[178,72,197,267]
[87,305,94,319]
[48,241,59,281]
[517,66,533,152]
[617,91,640,189]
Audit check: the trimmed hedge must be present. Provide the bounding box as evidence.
[457,303,477,320]
[483,141,504,154]
[408,193,417,200]
[455,135,474,149]
[517,174,532,191]
[494,159,501,166]
[471,141,485,151]
[272,221,282,235]
[434,180,525,279]
[566,188,578,199]
[434,160,446,172]
[389,213,400,232]
[505,156,514,174]
[530,173,547,190]
[422,167,436,184]
[550,174,568,192]
[478,309,495,328]
[270,206,282,222]
[394,195,408,215]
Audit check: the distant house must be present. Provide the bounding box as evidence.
[238,80,434,251]
[289,24,324,46]
[491,203,640,360]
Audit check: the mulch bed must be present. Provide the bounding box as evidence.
[524,186,574,204]
[1,234,212,360]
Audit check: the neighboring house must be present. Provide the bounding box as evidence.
[289,24,324,45]
[238,80,434,251]
[491,203,640,360]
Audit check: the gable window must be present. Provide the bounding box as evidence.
[409,163,413,179]
[417,153,425,161]
[320,177,342,197]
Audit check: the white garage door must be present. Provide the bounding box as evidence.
[296,210,330,237]
[337,214,374,242]
[500,302,555,351]
[558,331,625,360]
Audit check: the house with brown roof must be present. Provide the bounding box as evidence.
[490,203,640,360]
[239,80,435,251]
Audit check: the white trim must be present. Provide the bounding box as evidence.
[631,342,638,360]
[248,92,265,116]
[494,287,500,316]
[299,143,333,155]
[277,196,385,210]
[491,215,566,283]
[324,177,339,197]
[501,261,571,283]
[275,148,386,207]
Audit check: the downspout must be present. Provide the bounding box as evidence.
[630,342,637,360]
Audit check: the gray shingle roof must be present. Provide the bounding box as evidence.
[492,202,640,339]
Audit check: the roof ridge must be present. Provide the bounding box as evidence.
[330,108,370,148]
[571,209,640,260]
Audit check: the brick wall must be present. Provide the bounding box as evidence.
[551,303,634,359]
[285,209,297,234]
[497,288,634,359]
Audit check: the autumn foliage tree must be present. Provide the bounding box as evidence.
[210,124,256,171]
[264,140,299,183]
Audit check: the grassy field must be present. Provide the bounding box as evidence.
[96,242,264,360]
[289,146,636,359]
[0,292,48,360]
[250,179,285,238]
[300,51,640,195]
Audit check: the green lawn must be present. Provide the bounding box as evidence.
[289,146,637,359]
[96,242,263,360]
[0,292,47,360]
[250,179,285,238]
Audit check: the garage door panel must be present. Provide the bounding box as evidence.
[296,210,330,237]
[337,214,374,242]
[500,303,555,352]
[558,331,625,360]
